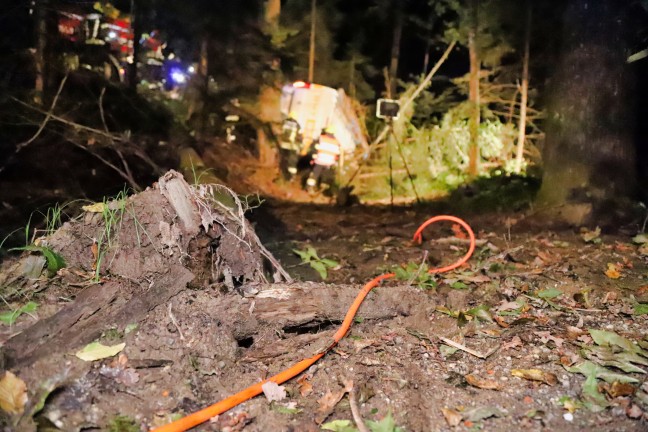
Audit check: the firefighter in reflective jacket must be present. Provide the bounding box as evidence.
[306,128,341,190]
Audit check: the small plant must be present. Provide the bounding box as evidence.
[43,202,65,236]
[0,301,38,325]
[393,261,438,290]
[9,245,66,277]
[293,246,339,280]
[107,415,139,432]
[92,190,128,281]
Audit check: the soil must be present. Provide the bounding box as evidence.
[0,87,647,431]
[1,171,648,431]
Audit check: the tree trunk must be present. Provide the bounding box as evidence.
[308,0,316,82]
[128,0,141,90]
[34,0,47,105]
[536,0,636,224]
[388,1,403,98]
[265,0,281,29]
[467,0,480,178]
[196,35,209,139]
[513,1,531,174]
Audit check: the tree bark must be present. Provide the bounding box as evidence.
[388,1,403,98]
[467,0,480,178]
[308,0,316,82]
[513,1,531,174]
[128,0,142,90]
[34,0,47,105]
[536,0,636,224]
[265,0,281,30]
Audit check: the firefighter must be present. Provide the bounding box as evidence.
[306,127,341,190]
[279,113,302,179]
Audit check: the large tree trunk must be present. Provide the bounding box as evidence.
[536,0,636,224]
[467,0,480,178]
[256,1,283,167]
[128,0,142,90]
[34,0,48,105]
[388,1,403,98]
[265,0,281,29]
[513,1,531,174]
[308,0,316,83]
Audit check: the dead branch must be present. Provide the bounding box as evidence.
[349,385,370,432]
[70,140,141,191]
[13,96,125,142]
[0,74,69,174]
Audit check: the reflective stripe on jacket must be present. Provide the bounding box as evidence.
[314,134,340,167]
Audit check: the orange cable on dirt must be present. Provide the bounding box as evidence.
[151,215,476,432]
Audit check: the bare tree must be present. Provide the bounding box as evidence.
[467,0,480,177]
[514,1,531,174]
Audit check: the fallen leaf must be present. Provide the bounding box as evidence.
[614,242,633,252]
[365,410,405,432]
[441,407,463,427]
[581,227,601,243]
[261,381,286,403]
[534,331,564,348]
[296,375,313,397]
[316,382,353,423]
[352,338,375,353]
[565,326,586,340]
[632,234,648,244]
[321,419,358,432]
[82,202,107,213]
[501,336,522,351]
[496,300,524,312]
[463,406,506,422]
[558,396,582,413]
[523,395,533,404]
[511,369,558,386]
[452,224,468,239]
[601,381,636,398]
[565,361,638,411]
[75,341,126,362]
[605,263,622,279]
[91,241,99,265]
[465,374,501,390]
[536,287,562,299]
[589,329,638,352]
[634,303,648,316]
[0,371,27,415]
[456,274,492,283]
[271,402,302,415]
[626,404,643,419]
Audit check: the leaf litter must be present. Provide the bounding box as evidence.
[2,203,648,430]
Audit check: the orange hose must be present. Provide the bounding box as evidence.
[151,215,476,432]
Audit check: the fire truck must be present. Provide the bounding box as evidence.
[278,81,367,180]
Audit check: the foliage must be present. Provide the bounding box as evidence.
[353,99,536,203]
[366,411,406,432]
[393,262,437,290]
[107,415,139,432]
[91,190,128,281]
[321,410,405,432]
[9,245,66,278]
[293,246,339,280]
[0,302,38,326]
